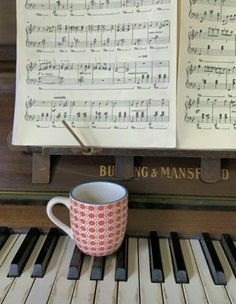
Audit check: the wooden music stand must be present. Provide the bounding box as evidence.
[8,127,227,184]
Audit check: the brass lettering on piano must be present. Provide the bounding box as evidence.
[99,165,230,180]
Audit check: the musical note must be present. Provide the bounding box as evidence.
[178,0,236,143]
[24,98,170,125]
[25,0,171,16]
[13,0,177,147]
[25,20,170,50]
[27,59,170,90]
[188,27,236,57]
[186,64,236,91]
[189,0,236,25]
[185,96,236,128]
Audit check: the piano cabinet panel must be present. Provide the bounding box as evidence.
[0,0,16,61]
[0,205,236,239]
[0,0,16,45]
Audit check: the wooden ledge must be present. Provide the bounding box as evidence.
[1,205,236,238]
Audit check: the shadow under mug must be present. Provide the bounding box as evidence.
[46,181,128,256]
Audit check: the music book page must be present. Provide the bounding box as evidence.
[12,0,177,148]
[178,0,236,149]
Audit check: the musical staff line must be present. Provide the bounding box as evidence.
[188,27,236,57]
[191,0,236,8]
[199,59,234,64]
[189,0,236,25]
[25,20,170,50]
[25,0,171,15]
[26,59,170,90]
[24,98,170,127]
[186,64,236,91]
[185,96,236,129]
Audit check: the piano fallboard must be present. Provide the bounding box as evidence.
[0,205,236,239]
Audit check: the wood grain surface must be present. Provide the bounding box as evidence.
[1,205,236,238]
[0,0,16,46]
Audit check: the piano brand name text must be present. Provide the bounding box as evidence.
[99,165,229,180]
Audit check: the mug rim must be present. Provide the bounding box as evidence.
[69,181,128,205]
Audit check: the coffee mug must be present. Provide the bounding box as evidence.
[46,181,128,256]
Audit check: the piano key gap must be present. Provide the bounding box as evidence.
[137,238,141,304]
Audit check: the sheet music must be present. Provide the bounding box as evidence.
[178,0,236,149]
[13,0,176,148]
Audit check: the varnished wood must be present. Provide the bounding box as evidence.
[115,156,134,180]
[0,1,16,46]
[32,153,51,184]
[201,158,221,184]
[1,205,236,238]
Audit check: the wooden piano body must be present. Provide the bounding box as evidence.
[1,2,236,303]
[1,0,236,236]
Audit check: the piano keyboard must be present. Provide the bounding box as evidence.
[0,228,236,304]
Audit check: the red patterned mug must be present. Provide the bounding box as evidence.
[46,182,128,256]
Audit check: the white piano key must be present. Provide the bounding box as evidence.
[94,254,117,304]
[118,238,139,304]
[3,235,45,304]
[0,234,25,302]
[160,239,185,304]
[0,234,19,267]
[139,238,163,304]
[214,240,236,304]
[190,239,230,304]
[48,238,76,304]
[71,255,96,304]
[180,240,208,304]
[26,236,69,304]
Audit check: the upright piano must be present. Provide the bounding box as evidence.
[1,1,236,303]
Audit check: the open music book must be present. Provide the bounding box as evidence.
[12,1,236,149]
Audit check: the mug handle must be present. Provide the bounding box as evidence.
[46,197,74,240]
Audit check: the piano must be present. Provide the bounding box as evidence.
[1,1,236,303]
[0,228,236,303]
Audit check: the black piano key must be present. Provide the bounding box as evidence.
[148,231,164,283]
[90,256,106,281]
[221,234,236,278]
[169,232,189,284]
[115,235,128,281]
[0,227,10,251]
[8,227,40,277]
[67,246,85,280]
[32,228,59,278]
[200,233,226,285]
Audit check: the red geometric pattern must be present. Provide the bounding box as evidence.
[70,197,128,256]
